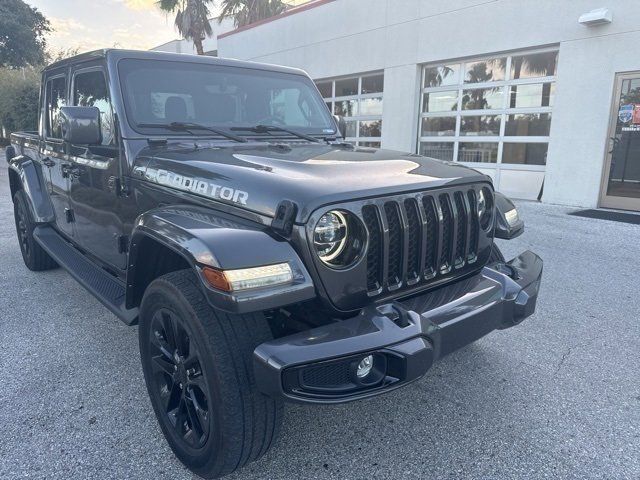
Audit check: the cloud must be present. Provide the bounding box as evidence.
[118,0,159,11]
[49,17,88,37]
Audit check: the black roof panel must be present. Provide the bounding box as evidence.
[44,48,308,76]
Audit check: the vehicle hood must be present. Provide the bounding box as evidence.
[133,142,491,223]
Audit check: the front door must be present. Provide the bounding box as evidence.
[600,72,640,211]
[68,64,127,269]
[42,73,75,238]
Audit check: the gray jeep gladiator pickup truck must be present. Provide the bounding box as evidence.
[6,49,542,479]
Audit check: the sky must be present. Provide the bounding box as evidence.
[28,0,223,53]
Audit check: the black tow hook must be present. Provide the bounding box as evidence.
[376,304,412,328]
[493,262,521,280]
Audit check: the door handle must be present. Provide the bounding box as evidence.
[42,157,55,167]
[609,136,620,154]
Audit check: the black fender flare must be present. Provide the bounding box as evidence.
[127,205,316,313]
[7,155,55,223]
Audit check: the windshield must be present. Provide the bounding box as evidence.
[118,58,336,137]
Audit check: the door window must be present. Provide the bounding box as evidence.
[604,76,640,203]
[73,70,114,145]
[46,76,67,139]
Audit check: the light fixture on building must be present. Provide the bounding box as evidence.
[578,8,612,26]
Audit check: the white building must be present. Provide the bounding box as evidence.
[157,0,640,211]
[150,17,236,56]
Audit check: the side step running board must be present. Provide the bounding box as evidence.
[33,225,138,325]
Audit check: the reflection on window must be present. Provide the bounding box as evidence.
[423,64,460,87]
[423,91,458,112]
[460,115,501,136]
[420,142,454,161]
[502,143,548,165]
[464,58,506,83]
[420,49,556,175]
[458,142,498,163]
[317,72,384,147]
[360,97,383,115]
[271,88,318,127]
[315,81,332,97]
[461,87,504,110]
[335,77,358,97]
[511,51,558,79]
[505,113,552,136]
[621,79,640,105]
[74,70,115,145]
[344,120,357,137]
[46,76,66,139]
[334,99,357,116]
[119,59,334,133]
[421,117,456,136]
[509,83,554,108]
[361,74,384,94]
[359,120,382,137]
[359,141,381,148]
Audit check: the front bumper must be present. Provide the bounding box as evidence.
[254,250,543,404]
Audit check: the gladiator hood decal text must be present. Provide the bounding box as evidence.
[139,167,249,205]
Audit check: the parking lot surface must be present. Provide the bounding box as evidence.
[1,163,639,479]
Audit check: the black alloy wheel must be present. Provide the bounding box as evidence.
[15,203,30,258]
[148,308,210,449]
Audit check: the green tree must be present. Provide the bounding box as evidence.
[157,0,215,55]
[219,0,287,28]
[0,0,51,68]
[0,66,40,136]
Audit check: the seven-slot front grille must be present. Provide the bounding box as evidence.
[363,187,485,296]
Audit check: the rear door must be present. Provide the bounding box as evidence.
[42,73,74,238]
[68,63,127,269]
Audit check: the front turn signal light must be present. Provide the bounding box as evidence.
[202,263,293,292]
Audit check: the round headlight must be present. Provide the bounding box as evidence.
[313,210,366,268]
[314,211,348,262]
[478,187,494,230]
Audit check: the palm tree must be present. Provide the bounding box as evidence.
[219,0,287,28]
[157,0,215,55]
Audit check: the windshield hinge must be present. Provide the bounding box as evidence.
[117,235,130,254]
[271,200,298,237]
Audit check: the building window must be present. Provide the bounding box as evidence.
[418,48,558,198]
[316,72,383,147]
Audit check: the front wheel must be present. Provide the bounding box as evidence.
[139,270,282,479]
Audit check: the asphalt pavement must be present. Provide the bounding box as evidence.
[1,163,639,479]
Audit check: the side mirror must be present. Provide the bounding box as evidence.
[333,115,347,138]
[59,106,101,145]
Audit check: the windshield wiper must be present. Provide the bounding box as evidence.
[231,124,323,143]
[138,122,248,143]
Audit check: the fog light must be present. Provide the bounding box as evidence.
[356,355,374,379]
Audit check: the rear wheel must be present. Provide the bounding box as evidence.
[139,270,283,479]
[13,190,58,271]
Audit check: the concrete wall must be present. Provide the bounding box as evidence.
[218,0,640,208]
